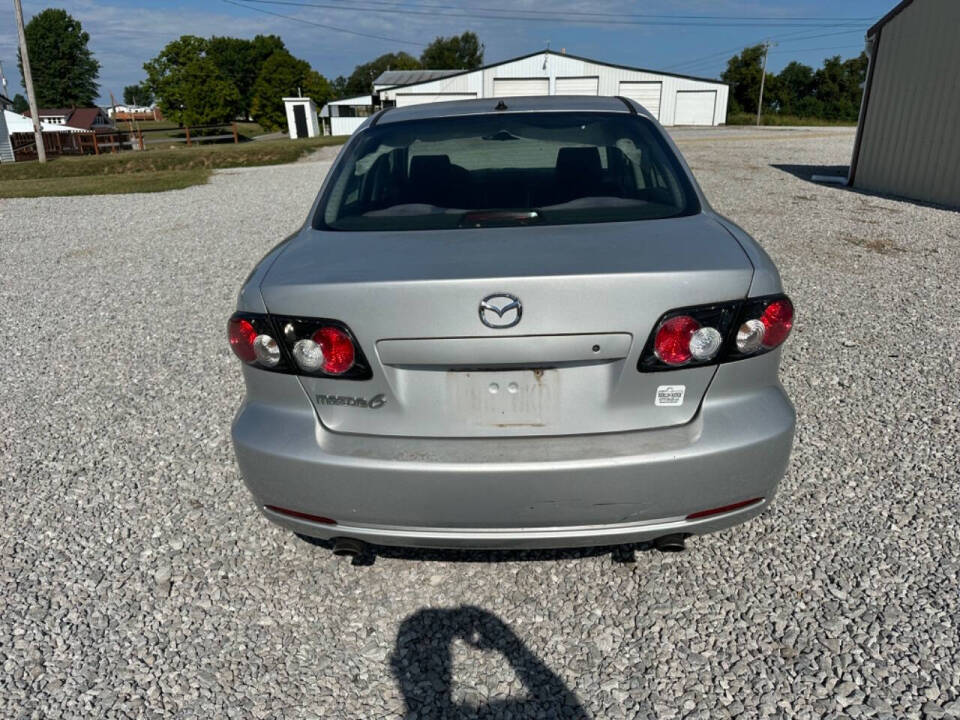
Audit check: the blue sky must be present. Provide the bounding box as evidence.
[0,0,894,105]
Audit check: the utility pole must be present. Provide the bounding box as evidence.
[14,0,46,162]
[756,40,773,127]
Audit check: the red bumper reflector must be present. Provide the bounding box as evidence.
[686,497,763,520]
[265,505,337,525]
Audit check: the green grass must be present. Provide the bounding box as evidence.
[0,135,348,198]
[128,120,269,142]
[0,169,212,198]
[726,113,858,127]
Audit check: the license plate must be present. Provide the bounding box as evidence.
[446,369,560,427]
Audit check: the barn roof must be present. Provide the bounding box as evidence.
[373,70,461,87]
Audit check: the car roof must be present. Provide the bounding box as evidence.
[374,95,652,126]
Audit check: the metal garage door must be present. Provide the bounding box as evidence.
[555,77,599,95]
[395,93,477,107]
[493,78,549,97]
[675,90,717,125]
[618,82,662,119]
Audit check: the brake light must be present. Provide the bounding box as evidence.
[226,312,371,380]
[760,298,793,348]
[654,315,700,366]
[314,326,355,375]
[228,317,258,363]
[639,294,794,372]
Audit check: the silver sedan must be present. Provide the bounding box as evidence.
[228,96,795,555]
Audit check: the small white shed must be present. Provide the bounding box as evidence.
[283,97,319,139]
[318,95,373,136]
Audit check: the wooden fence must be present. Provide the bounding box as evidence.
[11,130,136,161]
[137,123,240,148]
[10,122,241,162]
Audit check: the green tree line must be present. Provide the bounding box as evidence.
[13,7,483,132]
[331,32,483,98]
[722,44,868,122]
[139,34,332,130]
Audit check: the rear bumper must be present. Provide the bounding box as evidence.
[231,358,795,549]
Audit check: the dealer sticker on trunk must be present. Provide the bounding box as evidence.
[655,385,686,407]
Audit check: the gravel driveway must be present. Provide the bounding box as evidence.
[2,127,959,719]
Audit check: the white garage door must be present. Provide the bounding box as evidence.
[675,90,717,125]
[618,82,662,119]
[395,93,477,107]
[493,78,549,97]
[555,77,599,95]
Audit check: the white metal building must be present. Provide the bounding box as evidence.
[319,95,373,136]
[849,0,960,208]
[373,50,728,126]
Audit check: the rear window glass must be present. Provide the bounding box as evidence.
[317,112,699,231]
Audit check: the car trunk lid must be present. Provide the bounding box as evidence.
[260,214,753,437]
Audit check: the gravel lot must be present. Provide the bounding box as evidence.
[2,126,959,719]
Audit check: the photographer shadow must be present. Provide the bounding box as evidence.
[390,605,590,719]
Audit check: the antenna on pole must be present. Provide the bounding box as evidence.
[756,40,775,127]
[13,0,46,162]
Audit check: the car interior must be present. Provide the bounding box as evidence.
[351,145,679,215]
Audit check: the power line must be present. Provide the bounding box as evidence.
[769,44,865,54]
[238,0,876,23]
[232,0,874,28]
[221,0,426,46]
[665,28,868,72]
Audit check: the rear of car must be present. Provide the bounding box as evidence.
[229,97,795,549]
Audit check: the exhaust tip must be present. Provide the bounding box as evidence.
[332,537,368,558]
[653,533,688,553]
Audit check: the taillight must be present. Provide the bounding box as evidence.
[654,315,700,366]
[228,317,258,363]
[760,298,793,348]
[314,326,355,375]
[227,312,371,379]
[639,294,793,372]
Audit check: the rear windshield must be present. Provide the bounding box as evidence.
[317,112,699,231]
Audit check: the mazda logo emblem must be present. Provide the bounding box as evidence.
[479,293,522,329]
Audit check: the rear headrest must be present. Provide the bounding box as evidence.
[556,146,602,180]
[409,154,451,182]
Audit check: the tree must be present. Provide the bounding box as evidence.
[331,75,348,99]
[720,44,766,115]
[12,94,29,113]
[123,82,154,106]
[813,53,867,121]
[207,34,285,118]
[420,32,483,70]
[17,9,100,107]
[250,50,332,130]
[770,61,815,116]
[176,57,242,126]
[343,52,421,97]
[144,35,242,125]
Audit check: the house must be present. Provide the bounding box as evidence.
[108,104,163,122]
[25,107,114,131]
[0,106,87,163]
[848,0,960,207]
